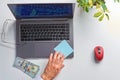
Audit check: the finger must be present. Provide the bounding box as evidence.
[55,53,62,64]
[57,53,62,60]
[53,52,59,60]
[60,54,64,64]
[48,53,53,63]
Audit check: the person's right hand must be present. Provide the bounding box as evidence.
[41,52,64,80]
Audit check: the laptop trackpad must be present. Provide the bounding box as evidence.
[35,42,58,58]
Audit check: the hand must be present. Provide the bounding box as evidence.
[41,52,64,80]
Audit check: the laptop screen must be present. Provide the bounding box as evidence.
[8,3,74,19]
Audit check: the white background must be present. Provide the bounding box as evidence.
[0,0,120,80]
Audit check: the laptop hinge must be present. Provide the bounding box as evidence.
[19,18,70,21]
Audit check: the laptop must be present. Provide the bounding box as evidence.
[8,3,75,59]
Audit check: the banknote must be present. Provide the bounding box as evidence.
[13,57,39,78]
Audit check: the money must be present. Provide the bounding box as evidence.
[13,57,39,78]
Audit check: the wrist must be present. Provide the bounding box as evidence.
[41,73,52,80]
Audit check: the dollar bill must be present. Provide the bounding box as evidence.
[13,57,39,78]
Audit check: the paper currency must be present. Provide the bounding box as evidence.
[13,57,39,78]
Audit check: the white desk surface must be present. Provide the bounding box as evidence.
[1,0,120,80]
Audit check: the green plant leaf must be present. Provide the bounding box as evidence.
[94,12,102,17]
[85,6,89,12]
[96,3,101,9]
[105,14,109,20]
[99,14,104,21]
[101,3,107,12]
[77,0,80,3]
[89,0,93,7]
[114,0,120,2]
[85,0,88,3]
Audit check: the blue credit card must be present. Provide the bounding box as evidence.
[54,40,73,58]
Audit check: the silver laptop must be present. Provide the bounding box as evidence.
[8,3,75,59]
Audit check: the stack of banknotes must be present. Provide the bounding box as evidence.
[13,57,39,78]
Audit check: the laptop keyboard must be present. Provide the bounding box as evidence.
[20,23,69,41]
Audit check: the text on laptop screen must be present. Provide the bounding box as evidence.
[8,4,74,19]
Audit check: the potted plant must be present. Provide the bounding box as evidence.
[77,0,120,21]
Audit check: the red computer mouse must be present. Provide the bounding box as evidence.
[94,46,104,61]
